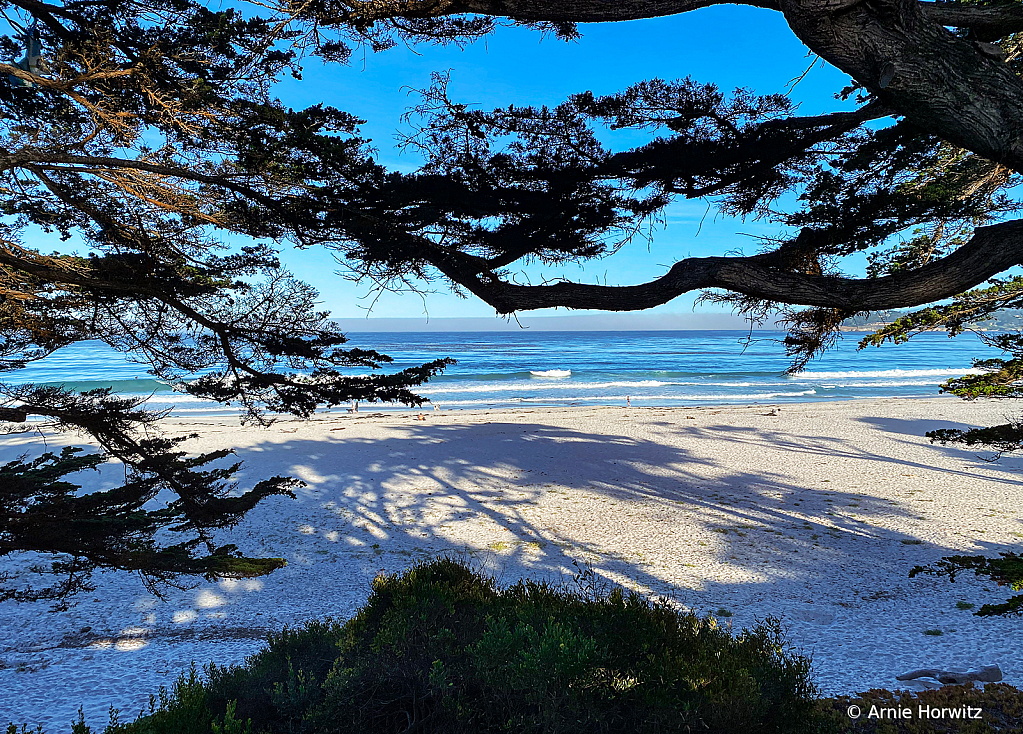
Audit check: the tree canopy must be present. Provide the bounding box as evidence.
[0,0,458,602]
[3,0,1023,604]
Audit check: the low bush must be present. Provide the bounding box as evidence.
[89,558,830,733]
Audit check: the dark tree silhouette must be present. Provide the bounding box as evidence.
[3,0,1023,607]
[0,3,453,602]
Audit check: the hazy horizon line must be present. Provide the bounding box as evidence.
[330,312,778,332]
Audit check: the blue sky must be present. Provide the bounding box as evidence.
[266,7,861,324]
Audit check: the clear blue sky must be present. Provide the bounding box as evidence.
[267,7,860,323]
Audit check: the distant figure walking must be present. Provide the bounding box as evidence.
[348,400,359,413]
[626,396,631,407]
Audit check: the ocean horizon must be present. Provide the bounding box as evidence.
[4,330,1003,416]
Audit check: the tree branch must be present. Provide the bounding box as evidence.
[779,0,1023,170]
[425,219,1023,313]
[337,0,1023,172]
[23,150,286,213]
[919,2,1023,41]
[321,0,780,25]
[757,103,891,130]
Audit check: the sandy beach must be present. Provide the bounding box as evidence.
[2,397,1022,731]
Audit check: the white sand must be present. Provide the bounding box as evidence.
[2,397,1022,731]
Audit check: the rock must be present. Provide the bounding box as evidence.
[902,677,944,693]
[969,664,1003,683]
[897,668,942,681]
[937,671,973,685]
[897,664,1002,686]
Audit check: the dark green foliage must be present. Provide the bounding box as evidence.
[860,278,1023,348]
[781,307,858,372]
[927,421,1023,456]
[102,665,218,734]
[0,2,455,603]
[922,330,1023,456]
[206,620,349,731]
[910,553,1023,616]
[792,122,1017,264]
[109,559,824,734]
[0,398,296,605]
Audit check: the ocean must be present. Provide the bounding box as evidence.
[4,330,1004,416]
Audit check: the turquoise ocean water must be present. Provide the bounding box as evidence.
[6,330,1004,416]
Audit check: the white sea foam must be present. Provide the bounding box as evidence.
[421,389,818,407]
[583,380,668,388]
[793,368,979,380]
[129,366,972,418]
[143,393,221,404]
[827,380,949,388]
[425,380,672,394]
[676,381,760,387]
[421,379,785,395]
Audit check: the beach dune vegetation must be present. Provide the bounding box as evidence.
[97,558,825,734]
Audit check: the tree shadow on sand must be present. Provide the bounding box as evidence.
[219,416,1023,618]
[2,410,1022,728]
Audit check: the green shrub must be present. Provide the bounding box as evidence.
[107,558,828,734]
[104,665,214,734]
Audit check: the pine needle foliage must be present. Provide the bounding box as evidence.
[0,389,299,605]
[910,553,1023,617]
[0,2,452,603]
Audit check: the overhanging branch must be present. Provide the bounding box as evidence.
[426,219,1023,313]
[458,0,783,18]
[920,2,1023,41]
[320,0,781,25]
[333,0,1023,173]
[779,0,1023,170]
